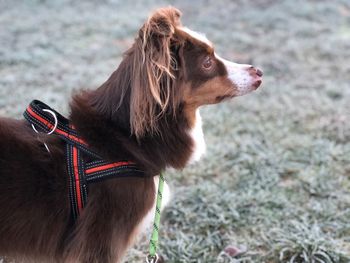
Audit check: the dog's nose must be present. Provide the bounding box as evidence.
[247,66,263,77]
[256,68,263,77]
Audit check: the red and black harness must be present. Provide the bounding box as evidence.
[24,100,144,221]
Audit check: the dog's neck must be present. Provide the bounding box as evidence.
[69,82,197,176]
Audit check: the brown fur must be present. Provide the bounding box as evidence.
[0,6,262,263]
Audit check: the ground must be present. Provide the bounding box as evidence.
[0,0,350,262]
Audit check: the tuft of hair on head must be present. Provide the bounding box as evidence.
[130,7,182,139]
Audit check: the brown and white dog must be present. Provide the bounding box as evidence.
[0,7,262,263]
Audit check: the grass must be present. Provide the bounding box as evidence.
[1,0,350,262]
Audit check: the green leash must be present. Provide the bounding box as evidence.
[146,172,165,263]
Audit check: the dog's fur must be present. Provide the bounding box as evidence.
[0,7,262,263]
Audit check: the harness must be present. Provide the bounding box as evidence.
[24,100,144,221]
[24,100,165,263]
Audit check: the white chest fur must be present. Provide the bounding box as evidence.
[134,111,206,239]
[135,175,171,235]
[188,109,206,163]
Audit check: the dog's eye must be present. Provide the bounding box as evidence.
[203,56,212,69]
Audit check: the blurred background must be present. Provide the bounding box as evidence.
[1,0,350,262]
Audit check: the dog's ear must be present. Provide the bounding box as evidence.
[140,7,181,39]
[130,7,182,138]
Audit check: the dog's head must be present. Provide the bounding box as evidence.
[126,7,262,138]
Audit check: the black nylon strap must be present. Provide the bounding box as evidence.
[66,144,79,220]
[24,100,145,222]
[24,100,101,159]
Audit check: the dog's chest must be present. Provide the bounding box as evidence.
[188,110,206,163]
[136,175,171,235]
[134,111,206,239]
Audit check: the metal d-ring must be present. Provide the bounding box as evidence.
[43,109,58,134]
[146,254,159,263]
[31,109,58,135]
[31,109,58,153]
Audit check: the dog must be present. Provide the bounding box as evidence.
[0,7,262,263]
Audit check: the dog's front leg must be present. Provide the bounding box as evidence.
[62,216,129,263]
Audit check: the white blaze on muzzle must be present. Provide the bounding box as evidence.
[215,54,256,96]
